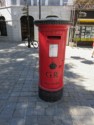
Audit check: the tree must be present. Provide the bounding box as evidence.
[73,0,94,9]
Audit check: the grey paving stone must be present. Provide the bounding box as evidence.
[53,116,63,125]
[27,102,36,108]
[11,92,20,97]
[10,118,25,125]
[8,97,18,103]
[37,116,53,125]
[26,108,37,116]
[17,97,28,103]
[28,96,38,102]
[45,107,55,116]
[13,88,22,92]
[13,109,26,118]
[36,102,49,108]
[0,94,9,100]
[72,116,94,125]
[0,119,10,125]
[25,116,38,125]
[0,105,15,119]
[20,92,34,97]
[16,102,28,110]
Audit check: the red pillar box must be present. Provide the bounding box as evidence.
[34,16,71,102]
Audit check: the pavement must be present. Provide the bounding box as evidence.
[0,41,94,125]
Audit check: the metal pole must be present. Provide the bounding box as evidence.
[71,6,75,43]
[27,5,31,48]
[39,0,41,19]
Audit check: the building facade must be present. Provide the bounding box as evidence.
[73,10,94,46]
[0,0,73,42]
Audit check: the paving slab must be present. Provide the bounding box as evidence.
[0,41,94,125]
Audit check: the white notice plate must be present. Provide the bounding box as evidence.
[49,44,58,57]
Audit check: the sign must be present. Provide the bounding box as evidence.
[46,72,58,78]
[49,44,58,57]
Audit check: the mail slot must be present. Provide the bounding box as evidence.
[47,36,61,39]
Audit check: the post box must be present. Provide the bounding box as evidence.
[34,16,71,102]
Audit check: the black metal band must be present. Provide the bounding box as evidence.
[39,87,63,102]
[34,19,71,25]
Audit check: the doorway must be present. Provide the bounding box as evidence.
[20,16,34,41]
[0,16,7,36]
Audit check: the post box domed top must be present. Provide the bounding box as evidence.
[34,16,72,25]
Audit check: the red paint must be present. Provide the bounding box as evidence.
[37,24,69,92]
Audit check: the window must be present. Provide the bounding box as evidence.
[33,0,37,6]
[48,0,60,6]
[20,0,26,5]
[11,0,17,5]
[27,0,31,5]
[74,26,94,39]
[20,0,31,5]
[0,16,7,36]
[63,0,68,5]
[42,0,45,5]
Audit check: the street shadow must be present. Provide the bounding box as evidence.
[0,41,39,99]
[81,59,94,64]
[71,56,85,60]
[32,62,94,125]
[34,62,94,125]
[71,56,94,65]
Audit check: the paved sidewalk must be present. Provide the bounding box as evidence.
[0,41,94,125]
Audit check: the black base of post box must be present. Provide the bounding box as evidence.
[39,87,63,102]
